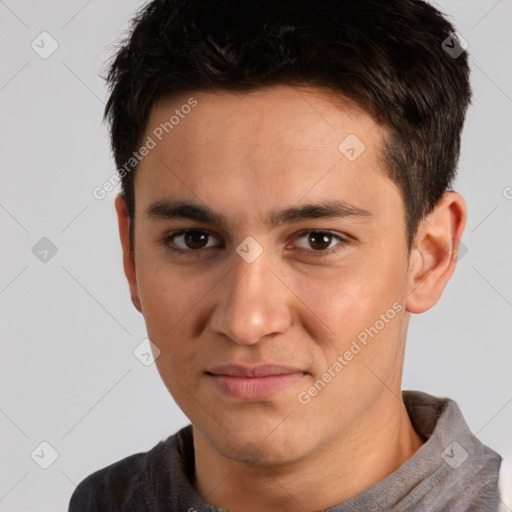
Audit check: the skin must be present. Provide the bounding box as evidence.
[115,85,466,511]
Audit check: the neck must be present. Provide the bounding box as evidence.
[192,393,424,512]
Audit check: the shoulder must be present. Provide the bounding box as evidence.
[68,438,169,512]
[499,458,512,511]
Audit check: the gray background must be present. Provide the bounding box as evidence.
[1,0,511,510]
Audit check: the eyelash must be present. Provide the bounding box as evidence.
[160,229,350,259]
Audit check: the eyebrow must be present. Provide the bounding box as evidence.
[145,199,373,230]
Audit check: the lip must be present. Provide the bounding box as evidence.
[207,364,307,400]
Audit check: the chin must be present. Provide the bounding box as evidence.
[211,423,314,468]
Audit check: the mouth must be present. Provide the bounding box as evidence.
[206,364,308,400]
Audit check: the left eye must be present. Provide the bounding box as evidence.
[293,230,347,255]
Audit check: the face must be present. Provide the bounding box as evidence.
[125,85,414,465]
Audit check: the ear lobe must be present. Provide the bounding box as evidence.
[405,191,466,314]
[114,193,142,313]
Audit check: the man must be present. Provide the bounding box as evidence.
[70,0,511,510]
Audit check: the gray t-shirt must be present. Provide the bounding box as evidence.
[68,390,504,511]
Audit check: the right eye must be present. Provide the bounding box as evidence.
[161,229,223,256]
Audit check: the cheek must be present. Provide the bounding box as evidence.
[296,258,404,329]
[136,243,196,310]
[136,257,195,343]
[135,257,217,379]
[289,255,408,377]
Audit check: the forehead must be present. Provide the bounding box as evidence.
[134,85,402,228]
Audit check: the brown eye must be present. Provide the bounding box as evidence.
[307,232,333,251]
[165,230,220,253]
[183,231,209,250]
[291,230,349,258]
[295,231,343,251]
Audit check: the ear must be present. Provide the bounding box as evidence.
[405,191,466,314]
[115,193,142,313]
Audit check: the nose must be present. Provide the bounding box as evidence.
[209,247,292,346]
